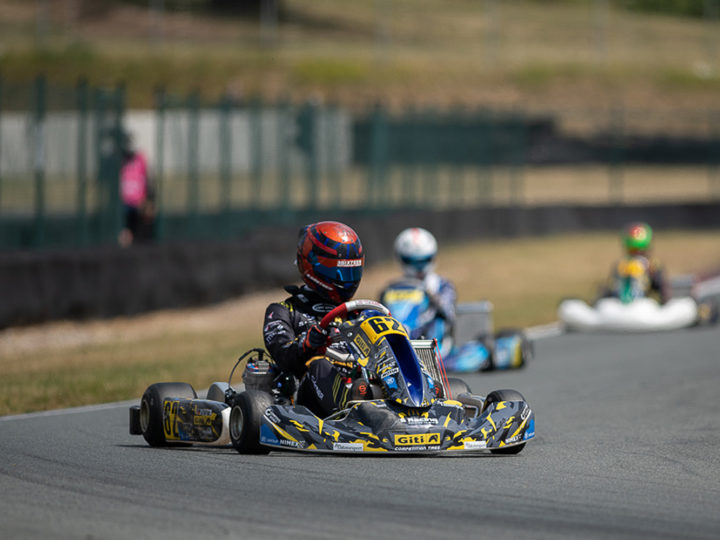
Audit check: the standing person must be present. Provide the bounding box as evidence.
[380,227,457,355]
[263,221,368,418]
[118,132,153,246]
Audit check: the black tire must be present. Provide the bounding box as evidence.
[140,382,197,447]
[444,376,472,399]
[229,390,274,454]
[482,389,527,455]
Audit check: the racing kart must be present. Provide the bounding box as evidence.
[129,299,535,455]
[380,279,531,372]
[558,256,703,332]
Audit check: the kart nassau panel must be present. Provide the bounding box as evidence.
[558,297,698,332]
[161,398,231,446]
[258,398,534,453]
[442,334,523,372]
[357,316,437,408]
[493,334,525,370]
[442,341,491,372]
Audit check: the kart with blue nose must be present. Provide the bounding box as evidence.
[129,299,535,455]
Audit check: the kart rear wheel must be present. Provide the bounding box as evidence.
[140,382,197,447]
[229,390,274,454]
[482,389,527,455]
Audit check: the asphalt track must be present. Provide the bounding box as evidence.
[2,325,720,540]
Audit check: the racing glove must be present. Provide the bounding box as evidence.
[302,324,328,353]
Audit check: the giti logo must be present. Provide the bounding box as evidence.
[394,433,441,446]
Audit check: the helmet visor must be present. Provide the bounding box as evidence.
[400,254,433,271]
[314,259,363,287]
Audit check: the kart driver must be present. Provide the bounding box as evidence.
[604,222,668,303]
[380,227,457,351]
[263,221,368,418]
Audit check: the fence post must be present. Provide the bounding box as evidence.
[32,75,46,248]
[250,96,263,210]
[297,100,319,209]
[328,102,342,208]
[76,78,89,245]
[277,99,291,213]
[110,82,125,244]
[710,109,720,199]
[154,87,166,241]
[187,92,199,233]
[0,74,3,213]
[510,109,526,205]
[218,94,232,235]
[369,102,387,208]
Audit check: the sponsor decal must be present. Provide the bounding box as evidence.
[393,445,441,452]
[521,405,531,420]
[336,259,363,267]
[312,303,336,313]
[394,433,441,446]
[379,365,399,377]
[193,412,216,426]
[263,408,280,424]
[401,416,438,425]
[260,424,280,445]
[523,418,535,440]
[353,334,371,357]
[505,434,522,444]
[333,442,364,452]
[310,374,324,399]
[277,438,299,448]
[463,440,487,450]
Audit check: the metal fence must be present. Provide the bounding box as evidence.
[1,78,719,250]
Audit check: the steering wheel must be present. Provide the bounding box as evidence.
[319,299,391,329]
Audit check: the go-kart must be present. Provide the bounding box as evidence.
[558,256,702,332]
[380,279,531,372]
[129,299,535,455]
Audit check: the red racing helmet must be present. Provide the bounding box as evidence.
[297,221,364,304]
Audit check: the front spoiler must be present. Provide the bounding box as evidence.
[258,398,534,454]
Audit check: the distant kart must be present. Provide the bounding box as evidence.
[558,256,715,332]
[129,300,535,455]
[380,279,532,372]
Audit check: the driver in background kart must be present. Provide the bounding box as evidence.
[263,221,369,418]
[602,222,669,303]
[380,227,457,350]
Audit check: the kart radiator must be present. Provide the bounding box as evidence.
[412,339,448,394]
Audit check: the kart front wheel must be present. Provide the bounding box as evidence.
[482,389,527,455]
[140,382,197,447]
[444,377,472,399]
[229,390,274,454]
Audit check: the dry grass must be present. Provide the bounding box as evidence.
[1,229,718,416]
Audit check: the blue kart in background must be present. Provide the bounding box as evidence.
[380,279,532,372]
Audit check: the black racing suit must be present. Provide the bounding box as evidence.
[263,285,356,418]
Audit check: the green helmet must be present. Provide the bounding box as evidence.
[623,222,652,254]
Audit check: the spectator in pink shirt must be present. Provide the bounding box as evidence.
[119,132,154,246]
